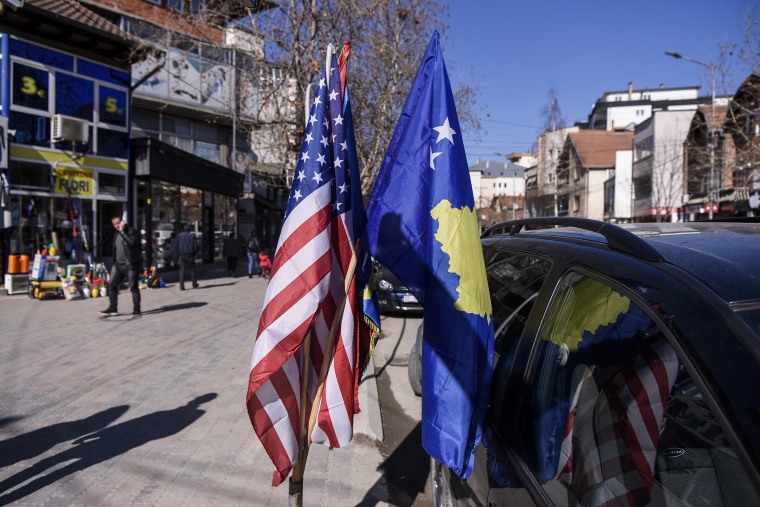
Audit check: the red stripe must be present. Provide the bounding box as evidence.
[270,203,331,280]
[247,381,295,487]
[249,316,314,392]
[256,247,332,337]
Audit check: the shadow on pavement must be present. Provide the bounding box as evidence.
[191,282,238,289]
[142,302,208,315]
[357,422,429,507]
[361,317,419,386]
[0,406,129,469]
[0,393,217,505]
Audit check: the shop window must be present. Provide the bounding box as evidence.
[10,38,73,71]
[97,128,129,158]
[12,62,50,112]
[9,111,50,147]
[55,73,94,120]
[9,161,50,190]
[99,173,126,195]
[99,86,127,127]
[8,195,52,256]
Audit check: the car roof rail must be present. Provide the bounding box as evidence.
[482,217,663,262]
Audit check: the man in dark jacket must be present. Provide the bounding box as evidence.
[222,231,243,277]
[173,224,199,290]
[100,216,142,316]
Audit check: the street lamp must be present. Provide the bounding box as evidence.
[665,51,716,219]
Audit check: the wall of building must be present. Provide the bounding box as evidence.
[613,150,633,220]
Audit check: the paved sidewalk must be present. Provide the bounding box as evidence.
[0,266,390,506]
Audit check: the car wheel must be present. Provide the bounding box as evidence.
[408,342,422,396]
[431,457,455,507]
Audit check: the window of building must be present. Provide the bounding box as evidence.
[99,173,126,195]
[573,195,580,212]
[12,62,50,112]
[99,86,128,127]
[9,38,128,156]
[9,111,50,147]
[55,73,94,120]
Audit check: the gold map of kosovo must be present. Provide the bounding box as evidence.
[431,199,492,319]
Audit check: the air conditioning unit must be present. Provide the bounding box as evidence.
[52,114,89,143]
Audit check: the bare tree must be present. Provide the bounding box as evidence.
[246,0,482,193]
[539,86,567,133]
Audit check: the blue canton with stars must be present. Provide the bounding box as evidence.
[286,54,351,219]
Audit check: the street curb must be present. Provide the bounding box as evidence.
[355,353,384,442]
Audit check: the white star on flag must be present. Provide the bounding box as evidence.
[329,89,338,101]
[339,182,348,194]
[433,117,456,144]
[333,114,344,126]
[300,151,310,163]
[318,78,325,88]
[321,135,329,147]
[305,132,314,143]
[309,114,317,126]
[340,140,348,151]
[312,171,323,183]
[293,189,302,201]
[317,153,326,165]
[297,169,306,181]
[430,147,442,169]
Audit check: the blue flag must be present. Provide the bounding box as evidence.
[364,32,494,478]
[343,85,381,346]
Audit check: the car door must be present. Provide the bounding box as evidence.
[487,267,760,506]
[442,248,554,506]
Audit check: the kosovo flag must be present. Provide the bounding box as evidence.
[364,31,494,478]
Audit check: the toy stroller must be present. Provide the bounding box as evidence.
[258,251,272,278]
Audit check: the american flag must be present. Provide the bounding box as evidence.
[556,337,679,506]
[246,47,366,487]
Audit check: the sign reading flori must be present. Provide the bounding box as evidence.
[54,167,94,196]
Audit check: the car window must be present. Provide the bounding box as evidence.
[495,270,760,506]
[486,251,551,421]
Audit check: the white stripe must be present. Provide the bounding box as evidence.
[256,378,299,468]
[263,223,332,310]
[312,299,356,446]
[251,274,332,370]
[276,184,332,253]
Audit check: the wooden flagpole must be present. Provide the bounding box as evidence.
[288,239,361,504]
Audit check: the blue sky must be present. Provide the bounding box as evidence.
[438,1,756,165]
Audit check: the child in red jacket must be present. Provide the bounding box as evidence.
[258,251,272,278]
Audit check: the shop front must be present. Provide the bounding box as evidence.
[132,137,244,271]
[1,35,131,278]
[3,149,129,272]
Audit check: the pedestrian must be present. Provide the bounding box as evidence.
[222,231,242,277]
[99,216,142,317]
[173,224,199,290]
[246,230,261,278]
[258,250,272,278]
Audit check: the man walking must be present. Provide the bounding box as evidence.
[222,231,242,277]
[100,216,142,317]
[174,224,199,290]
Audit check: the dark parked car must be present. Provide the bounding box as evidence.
[408,217,760,507]
[374,261,424,315]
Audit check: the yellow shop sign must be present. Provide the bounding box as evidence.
[54,167,94,196]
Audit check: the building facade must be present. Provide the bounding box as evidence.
[0,0,137,277]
